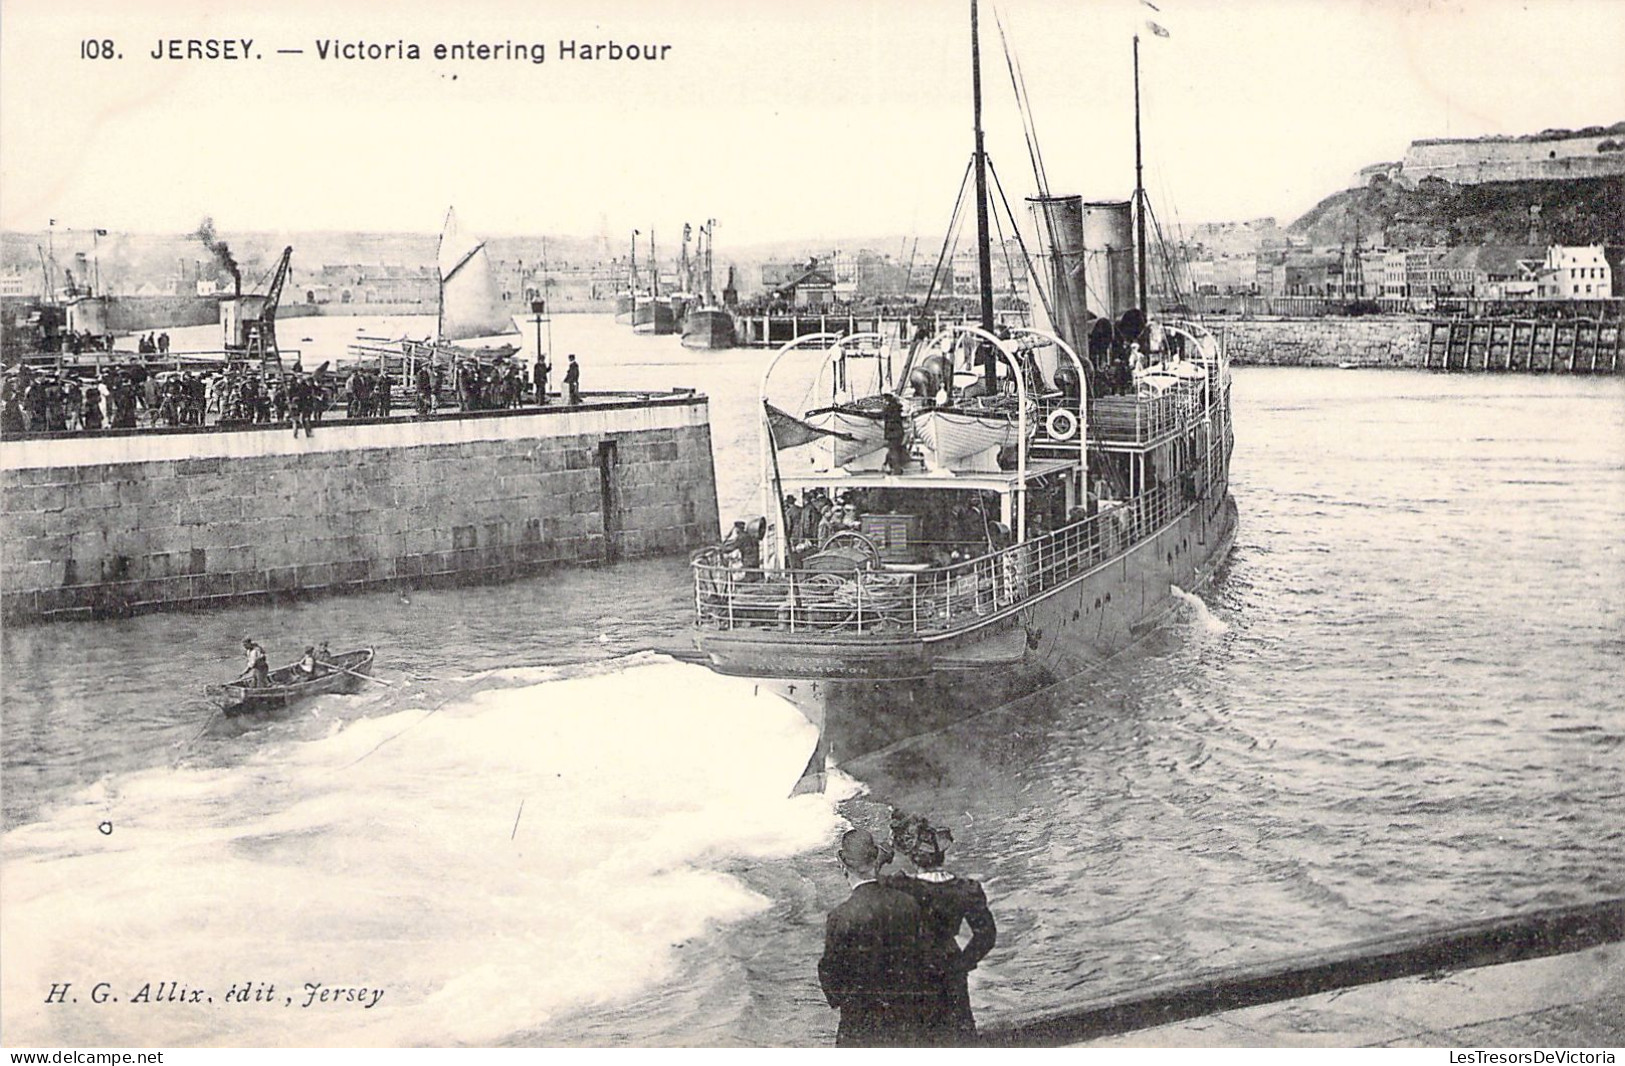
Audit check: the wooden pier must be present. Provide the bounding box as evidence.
[1424,318,1622,374]
[733,310,1026,348]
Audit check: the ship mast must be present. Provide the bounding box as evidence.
[972,0,996,391]
[1133,34,1148,312]
[650,230,659,298]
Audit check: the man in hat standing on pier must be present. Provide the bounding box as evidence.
[563,354,581,405]
[818,828,927,1047]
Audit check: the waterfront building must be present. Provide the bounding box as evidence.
[768,262,837,309]
[1405,248,1448,302]
[1432,245,1546,299]
[1540,244,1613,299]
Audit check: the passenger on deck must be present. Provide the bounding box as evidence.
[882,395,909,475]
[720,519,761,580]
[782,495,804,555]
[298,646,320,679]
[795,489,829,560]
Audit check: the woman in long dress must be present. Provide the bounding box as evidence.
[885,812,997,1045]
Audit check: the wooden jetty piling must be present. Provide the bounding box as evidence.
[1425,317,1622,374]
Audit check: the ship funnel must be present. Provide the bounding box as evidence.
[1027,194,1090,354]
[1083,200,1137,322]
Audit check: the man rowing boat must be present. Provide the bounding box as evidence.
[238,639,270,688]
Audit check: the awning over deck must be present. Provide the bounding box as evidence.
[776,456,1081,495]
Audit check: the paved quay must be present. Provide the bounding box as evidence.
[1077,940,1623,1047]
[981,898,1623,1048]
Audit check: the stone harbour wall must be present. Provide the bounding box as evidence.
[1218,317,1431,368]
[1,397,720,623]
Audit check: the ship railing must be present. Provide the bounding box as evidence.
[1082,382,1207,445]
[695,455,1219,635]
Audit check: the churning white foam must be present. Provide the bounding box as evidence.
[1170,584,1230,636]
[1,658,840,1047]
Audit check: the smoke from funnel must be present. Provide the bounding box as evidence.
[194,216,240,296]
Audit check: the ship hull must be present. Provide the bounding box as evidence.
[632,299,678,335]
[614,294,636,325]
[681,307,737,350]
[697,486,1238,775]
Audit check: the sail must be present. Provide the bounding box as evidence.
[437,208,516,341]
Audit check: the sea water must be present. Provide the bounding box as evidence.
[2,319,1621,1045]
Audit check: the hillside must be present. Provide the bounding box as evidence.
[1289,174,1624,248]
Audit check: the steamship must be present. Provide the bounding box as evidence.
[689,3,1237,786]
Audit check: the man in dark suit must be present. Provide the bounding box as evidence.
[563,354,581,405]
[817,829,927,1047]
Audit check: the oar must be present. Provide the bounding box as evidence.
[318,660,393,687]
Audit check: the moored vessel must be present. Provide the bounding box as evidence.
[681,219,738,350]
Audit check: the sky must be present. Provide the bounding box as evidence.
[1,0,1622,247]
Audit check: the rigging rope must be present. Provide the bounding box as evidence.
[988,160,1057,331]
[921,157,976,314]
[995,6,1067,326]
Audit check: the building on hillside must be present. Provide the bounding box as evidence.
[1404,248,1448,302]
[1539,244,1612,299]
[1281,252,1341,296]
[1254,249,1286,295]
[1431,245,1546,299]
[1381,251,1410,299]
[1604,247,1625,297]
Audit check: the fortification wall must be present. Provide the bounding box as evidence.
[1218,317,1430,367]
[1,397,720,622]
[1401,133,1625,184]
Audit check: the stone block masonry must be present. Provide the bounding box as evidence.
[1,396,721,623]
[1219,317,1431,368]
[1217,316,1620,373]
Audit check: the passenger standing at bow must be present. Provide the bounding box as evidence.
[719,519,761,580]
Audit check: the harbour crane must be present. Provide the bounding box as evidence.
[224,246,292,372]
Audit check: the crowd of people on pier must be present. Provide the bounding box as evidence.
[0,351,588,439]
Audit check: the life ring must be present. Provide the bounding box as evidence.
[1045,408,1079,441]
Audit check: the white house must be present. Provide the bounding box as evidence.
[1540,245,1612,299]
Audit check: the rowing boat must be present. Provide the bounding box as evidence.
[207,648,376,716]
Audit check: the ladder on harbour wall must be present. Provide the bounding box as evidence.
[1424,318,1622,374]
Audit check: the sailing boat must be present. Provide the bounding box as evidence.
[681,218,738,350]
[437,208,517,342]
[350,209,517,387]
[688,1,1238,790]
